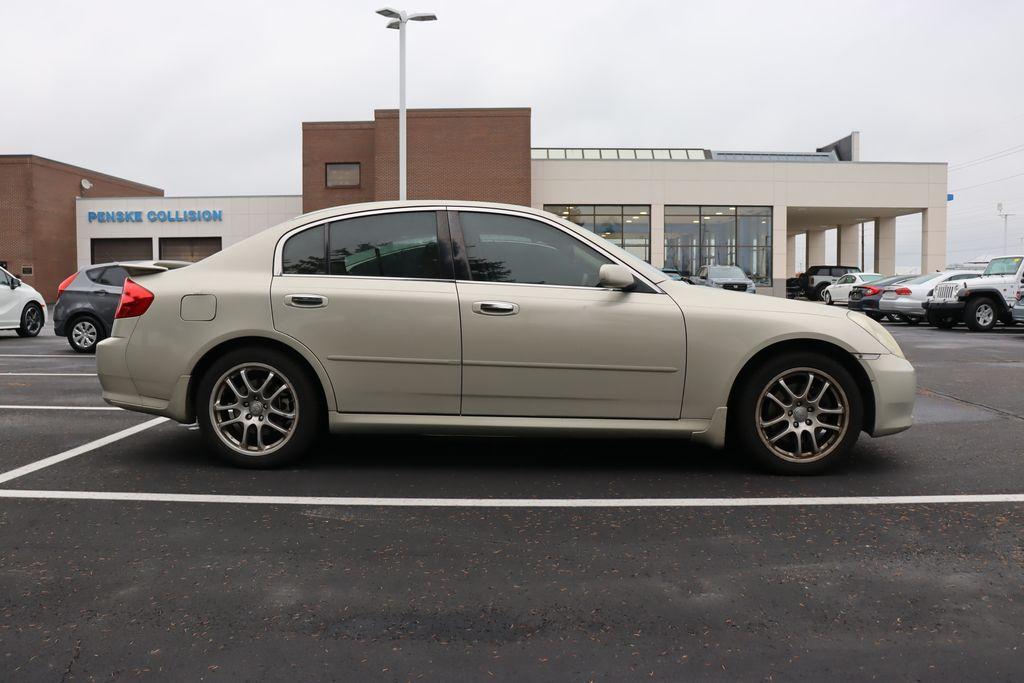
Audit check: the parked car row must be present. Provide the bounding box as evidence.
[828,255,1024,332]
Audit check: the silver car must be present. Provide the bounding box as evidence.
[691,265,757,293]
[878,270,982,324]
[96,201,915,474]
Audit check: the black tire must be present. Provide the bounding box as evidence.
[15,303,43,338]
[866,311,884,322]
[812,283,829,302]
[906,317,922,326]
[66,316,104,353]
[196,346,323,468]
[965,297,998,332]
[731,352,864,474]
[926,310,958,329]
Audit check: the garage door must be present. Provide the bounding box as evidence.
[159,237,222,262]
[91,238,153,264]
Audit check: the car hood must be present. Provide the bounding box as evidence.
[662,280,850,318]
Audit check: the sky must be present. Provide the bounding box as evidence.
[2,0,1022,270]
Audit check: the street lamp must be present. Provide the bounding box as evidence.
[377,7,437,201]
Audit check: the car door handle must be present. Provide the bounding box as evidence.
[284,293,328,308]
[472,301,519,316]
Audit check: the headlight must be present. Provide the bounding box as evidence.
[847,311,905,358]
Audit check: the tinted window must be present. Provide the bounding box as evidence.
[0,268,9,286]
[459,212,612,287]
[91,267,128,288]
[282,225,326,274]
[329,212,440,279]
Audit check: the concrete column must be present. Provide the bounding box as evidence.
[806,229,827,266]
[786,234,797,277]
[770,204,788,296]
[838,223,861,268]
[874,216,896,275]
[921,206,947,273]
[649,204,665,268]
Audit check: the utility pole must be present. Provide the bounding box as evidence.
[997,202,1015,254]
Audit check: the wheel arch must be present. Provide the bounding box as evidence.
[963,290,1009,315]
[726,338,875,436]
[185,335,335,423]
[65,310,108,336]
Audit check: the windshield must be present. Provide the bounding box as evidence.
[709,266,747,279]
[982,256,1023,276]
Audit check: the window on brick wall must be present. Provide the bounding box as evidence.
[326,163,360,188]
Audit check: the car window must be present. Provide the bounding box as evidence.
[946,273,977,281]
[282,225,327,274]
[709,266,746,279]
[329,212,440,279]
[837,275,853,284]
[0,268,9,287]
[459,212,612,287]
[92,267,128,288]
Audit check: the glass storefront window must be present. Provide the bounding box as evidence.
[544,204,652,261]
[665,206,773,285]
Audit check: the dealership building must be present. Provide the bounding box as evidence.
[2,108,948,300]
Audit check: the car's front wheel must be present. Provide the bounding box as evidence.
[16,303,43,338]
[823,290,833,305]
[732,352,863,474]
[965,297,998,332]
[196,347,322,468]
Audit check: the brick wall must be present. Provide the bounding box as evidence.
[302,122,376,213]
[302,108,531,212]
[0,156,163,302]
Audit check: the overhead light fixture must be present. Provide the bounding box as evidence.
[640,211,647,215]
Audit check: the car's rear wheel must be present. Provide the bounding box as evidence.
[965,297,998,332]
[67,316,103,353]
[732,352,863,474]
[16,303,43,338]
[926,310,958,329]
[196,347,322,468]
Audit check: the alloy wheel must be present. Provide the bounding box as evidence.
[755,368,850,463]
[71,320,98,349]
[975,304,994,327]
[209,363,299,456]
[24,306,42,335]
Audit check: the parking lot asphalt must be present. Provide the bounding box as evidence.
[1,317,1023,680]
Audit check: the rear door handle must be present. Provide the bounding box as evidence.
[472,301,519,316]
[285,293,328,308]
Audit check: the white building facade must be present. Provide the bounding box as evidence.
[75,195,301,269]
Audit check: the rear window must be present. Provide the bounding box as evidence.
[89,266,128,287]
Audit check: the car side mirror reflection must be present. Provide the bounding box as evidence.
[598,264,636,291]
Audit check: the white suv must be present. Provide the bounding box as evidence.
[0,266,47,337]
[924,256,1024,331]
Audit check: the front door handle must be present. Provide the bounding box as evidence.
[472,301,519,316]
[285,293,328,308]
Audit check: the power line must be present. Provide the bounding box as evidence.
[951,172,1024,193]
[949,143,1024,172]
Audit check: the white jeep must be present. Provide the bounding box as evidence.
[924,255,1024,331]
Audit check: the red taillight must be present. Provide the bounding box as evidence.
[57,273,77,296]
[894,287,912,296]
[114,278,154,319]
[864,286,882,296]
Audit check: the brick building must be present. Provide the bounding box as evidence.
[0,156,162,301]
[302,108,531,212]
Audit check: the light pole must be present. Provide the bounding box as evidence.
[997,203,1015,255]
[377,7,437,201]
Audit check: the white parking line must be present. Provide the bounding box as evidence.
[0,405,121,411]
[0,417,166,485]
[0,373,97,377]
[0,490,1021,508]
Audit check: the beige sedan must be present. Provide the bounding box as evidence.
[96,201,915,473]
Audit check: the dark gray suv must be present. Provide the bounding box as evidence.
[53,263,129,353]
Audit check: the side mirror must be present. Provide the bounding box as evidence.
[10,278,20,289]
[598,264,636,291]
